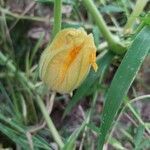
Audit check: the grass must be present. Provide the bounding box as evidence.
[0,0,150,149]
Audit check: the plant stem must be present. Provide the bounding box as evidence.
[36,95,64,148]
[31,0,64,147]
[52,0,62,39]
[36,0,64,147]
[124,0,148,33]
[82,0,126,55]
[83,0,112,45]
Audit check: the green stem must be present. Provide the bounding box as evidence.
[35,0,64,147]
[52,0,62,39]
[82,0,126,55]
[124,0,148,33]
[36,96,64,148]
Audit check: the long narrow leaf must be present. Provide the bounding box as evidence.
[98,26,150,149]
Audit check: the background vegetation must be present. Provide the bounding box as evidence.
[0,0,150,149]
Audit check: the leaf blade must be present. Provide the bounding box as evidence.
[98,26,150,149]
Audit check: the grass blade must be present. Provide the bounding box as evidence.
[98,26,150,149]
[0,113,51,149]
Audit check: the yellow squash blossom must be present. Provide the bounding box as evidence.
[39,28,98,94]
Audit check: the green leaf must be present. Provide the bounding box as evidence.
[98,26,150,149]
[63,52,114,117]
[0,82,15,116]
[0,113,51,150]
[133,125,145,150]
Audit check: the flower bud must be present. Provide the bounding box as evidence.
[39,28,98,93]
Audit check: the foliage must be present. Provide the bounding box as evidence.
[0,0,150,149]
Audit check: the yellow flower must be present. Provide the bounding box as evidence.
[39,28,98,94]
